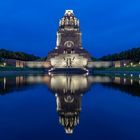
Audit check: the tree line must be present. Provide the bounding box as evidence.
[1,47,140,62]
[0,49,40,61]
[100,47,140,62]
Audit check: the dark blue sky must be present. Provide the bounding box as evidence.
[0,0,140,57]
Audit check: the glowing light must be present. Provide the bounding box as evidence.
[3,77,6,90]
[3,63,6,66]
[130,79,133,85]
[123,78,126,84]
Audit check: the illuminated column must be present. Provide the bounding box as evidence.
[56,33,61,49]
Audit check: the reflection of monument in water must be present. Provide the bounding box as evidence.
[48,74,93,134]
[0,74,111,134]
[1,74,140,133]
[45,74,113,134]
[56,93,81,134]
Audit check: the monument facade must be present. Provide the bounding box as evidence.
[47,10,92,70]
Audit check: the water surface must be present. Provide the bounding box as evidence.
[0,74,140,140]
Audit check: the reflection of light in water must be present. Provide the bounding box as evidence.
[64,96,74,103]
[43,76,50,83]
[16,76,24,85]
[16,77,19,85]
[26,76,35,83]
[88,76,111,83]
[114,77,121,84]
[50,75,88,93]
[131,79,133,85]
[26,76,50,84]
[3,77,6,90]
[36,76,43,82]
[130,74,133,77]
[123,78,126,84]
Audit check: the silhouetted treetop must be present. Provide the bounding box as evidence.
[0,49,40,61]
[100,47,140,62]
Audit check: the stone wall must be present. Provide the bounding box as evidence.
[24,61,51,68]
[87,61,113,68]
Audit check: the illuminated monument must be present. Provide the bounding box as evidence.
[47,10,92,71]
[3,10,112,69]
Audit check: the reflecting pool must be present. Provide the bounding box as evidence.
[0,74,140,140]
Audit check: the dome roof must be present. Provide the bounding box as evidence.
[59,10,79,29]
[65,10,74,16]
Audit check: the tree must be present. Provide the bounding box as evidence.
[99,47,140,62]
[0,49,40,61]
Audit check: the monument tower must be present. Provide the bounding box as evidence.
[47,10,92,70]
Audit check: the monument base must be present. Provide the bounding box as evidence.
[48,68,89,74]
